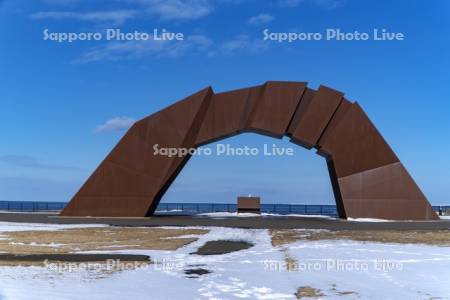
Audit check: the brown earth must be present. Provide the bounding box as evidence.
[295,286,324,298]
[0,227,208,266]
[270,229,450,247]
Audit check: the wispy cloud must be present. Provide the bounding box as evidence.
[94,117,136,133]
[75,33,268,63]
[32,0,221,24]
[210,35,270,56]
[276,0,345,9]
[313,0,347,9]
[142,0,214,21]
[31,10,137,25]
[43,0,81,5]
[74,34,212,63]
[276,0,303,7]
[0,155,81,171]
[248,13,274,26]
[32,0,346,27]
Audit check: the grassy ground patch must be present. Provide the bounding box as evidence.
[270,229,450,246]
[295,286,324,298]
[0,227,208,256]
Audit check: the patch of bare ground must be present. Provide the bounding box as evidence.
[0,227,208,258]
[0,257,151,269]
[295,286,324,299]
[192,240,253,255]
[295,284,359,298]
[329,284,358,297]
[279,248,299,272]
[270,229,450,246]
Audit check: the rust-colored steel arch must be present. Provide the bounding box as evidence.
[61,82,437,220]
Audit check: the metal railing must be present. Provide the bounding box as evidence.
[0,201,448,217]
[0,201,67,212]
[155,203,339,216]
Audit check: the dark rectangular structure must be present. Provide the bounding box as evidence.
[237,197,261,214]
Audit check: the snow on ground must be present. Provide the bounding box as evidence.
[0,226,294,300]
[283,238,450,299]
[348,215,448,222]
[155,209,183,213]
[0,211,60,214]
[198,212,334,219]
[0,224,449,299]
[0,222,107,233]
[346,218,391,222]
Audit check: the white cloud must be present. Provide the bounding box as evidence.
[75,33,269,63]
[142,0,213,20]
[43,0,81,5]
[276,0,345,9]
[94,117,136,133]
[32,0,346,27]
[74,34,212,63]
[210,34,269,56]
[313,0,346,9]
[247,13,274,26]
[276,0,303,7]
[31,10,137,25]
[32,0,241,24]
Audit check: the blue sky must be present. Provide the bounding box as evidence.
[0,0,449,205]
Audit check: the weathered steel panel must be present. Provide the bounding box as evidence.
[290,85,343,148]
[61,82,437,220]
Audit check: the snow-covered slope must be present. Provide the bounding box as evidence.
[0,224,449,299]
